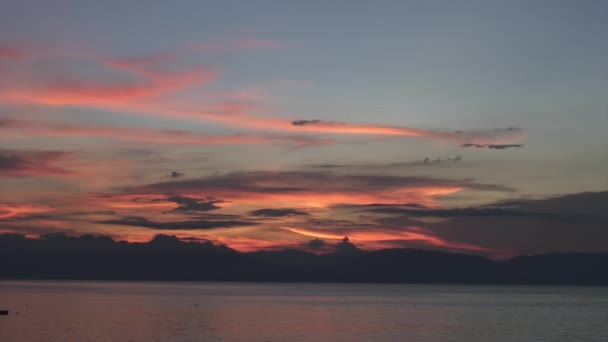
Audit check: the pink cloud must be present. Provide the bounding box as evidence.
[1,67,217,107]
[0,203,52,220]
[0,40,524,147]
[0,118,335,146]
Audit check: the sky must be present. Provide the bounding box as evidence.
[1,0,607,258]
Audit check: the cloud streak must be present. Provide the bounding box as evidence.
[0,203,52,220]
[133,171,513,208]
[166,196,223,213]
[307,156,463,169]
[249,208,309,217]
[0,118,334,147]
[2,67,217,107]
[0,149,75,177]
[283,226,494,254]
[98,216,257,230]
[185,113,525,146]
[0,41,525,148]
[462,143,524,149]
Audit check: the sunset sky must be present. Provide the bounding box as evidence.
[1,0,607,258]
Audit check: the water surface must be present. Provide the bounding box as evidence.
[1,281,607,341]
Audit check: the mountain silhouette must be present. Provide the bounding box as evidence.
[1,233,607,285]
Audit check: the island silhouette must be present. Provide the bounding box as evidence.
[1,233,606,285]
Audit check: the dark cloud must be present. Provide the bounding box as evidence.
[164,171,185,179]
[484,191,607,216]
[308,156,463,169]
[68,211,116,216]
[179,236,212,242]
[185,213,244,220]
[166,196,222,212]
[306,218,375,229]
[365,191,608,224]
[451,127,524,143]
[345,203,429,209]
[292,119,322,126]
[0,214,55,222]
[371,191,608,255]
[461,143,524,149]
[365,207,554,220]
[97,216,257,230]
[249,208,309,217]
[399,156,463,166]
[0,149,74,177]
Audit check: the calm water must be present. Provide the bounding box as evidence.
[1,281,607,341]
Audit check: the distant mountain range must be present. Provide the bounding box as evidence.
[1,233,607,285]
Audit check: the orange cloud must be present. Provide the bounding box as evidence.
[2,67,217,107]
[0,203,51,220]
[210,236,296,252]
[132,185,463,209]
[283,226,494,254]
[189,186,463,208]
[203,115,525,145]
[134,171,511,211]
[144,107,524,146]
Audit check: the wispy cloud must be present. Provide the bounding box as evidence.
[249,208,309,217]
[98,216,257,230]
[192,116,525,146]
[0,203,52,220]
[132,170,513,208]
[1,67,217,107]
[283,226,494,254]
[0,41,525,147]
[166,196,223,213]
[163,171,185,179]
[0,118,334,146]
[307,156,463,169]
[284,120,525,145]
[462,143,524,149]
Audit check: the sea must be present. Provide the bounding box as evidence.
[1,281,607,341]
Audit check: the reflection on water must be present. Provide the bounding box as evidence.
[1,281,607,341]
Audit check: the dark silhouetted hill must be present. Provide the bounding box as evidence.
[1,233,607,285]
